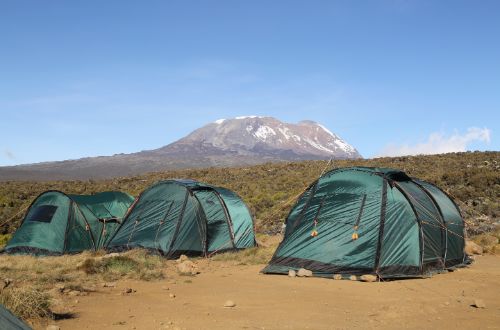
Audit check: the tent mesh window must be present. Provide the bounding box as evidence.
[26,205,58,223]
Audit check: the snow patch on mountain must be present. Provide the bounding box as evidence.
[304,138,335,153]
[333,139,355,152]
[254,125,277,140]
[316,123,335,137]
[214,119,226,124]
[235,115,262,120]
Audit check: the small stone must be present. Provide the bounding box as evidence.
[472,299,486,308]
[176,254,189,263]
[177,260,198,275]
[169,293,176,298]
[224,300,236,308]
[46,325,61,330]
[296,268,313,277]
[82,285,97,292]
[288,269,296,277]
[333,274,342,280]
[112,321,126,326]
[465,240,483,255]
[123,288,134,294]
[360,274,378,282]
[349,275,358,281]
[162,286,170,291]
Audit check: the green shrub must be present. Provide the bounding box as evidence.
[0,234,11,248]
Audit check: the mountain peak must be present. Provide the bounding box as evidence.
[169,116,361,159]
[0,116,361,180]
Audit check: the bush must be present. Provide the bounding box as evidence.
[77,252,165,281]
[0,234,11,248]
[0,151,498,235]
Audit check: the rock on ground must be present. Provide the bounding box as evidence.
[224,300,236,308]
[176,254,189,263]
[123,288,136,294]
[333,274,342,280]
[46,325,61,330]
[465,240,483,255]
[288,269,296,277]
[349,275,358,281]
[177,260,199,275]
[360,274,378,282]
[297,268,313,277]
[102,282,117,288]
[472,299,486,308]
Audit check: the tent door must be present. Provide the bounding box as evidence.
[193,190,234,253]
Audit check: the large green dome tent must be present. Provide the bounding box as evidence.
[262,167,467,279]
[107,179,256,258]
[4,191,134,255]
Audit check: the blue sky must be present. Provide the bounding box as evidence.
[0,0,498,166]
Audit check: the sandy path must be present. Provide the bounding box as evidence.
[50,255,500,330]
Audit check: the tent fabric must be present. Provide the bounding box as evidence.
[107,179,256,258]
[4,191,134,255]
[262,167,466,279]
[0,304,32,330]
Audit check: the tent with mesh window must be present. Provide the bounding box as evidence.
[4,191,134,255]
[262,167,467,279]
[107,179,256,258]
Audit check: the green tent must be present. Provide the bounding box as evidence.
[107,179,256,258]
[263,167,466,279]
[5,191,134,255]
[0,304,31,330]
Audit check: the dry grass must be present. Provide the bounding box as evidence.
[77,251,165,281]
[211,234,281,265]
[0,242,267,323]
[0,286,51,320]
[0,248,169,322]
[0,249,166,289]
[473,227,500,255]
[0,234,10,249]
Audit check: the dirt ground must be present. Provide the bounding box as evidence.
[41,255,500,330]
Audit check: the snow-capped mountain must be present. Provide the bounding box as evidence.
[159,116,361,159]
[0,116,361,180]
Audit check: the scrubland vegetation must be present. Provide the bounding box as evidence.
[1,151,498,237]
